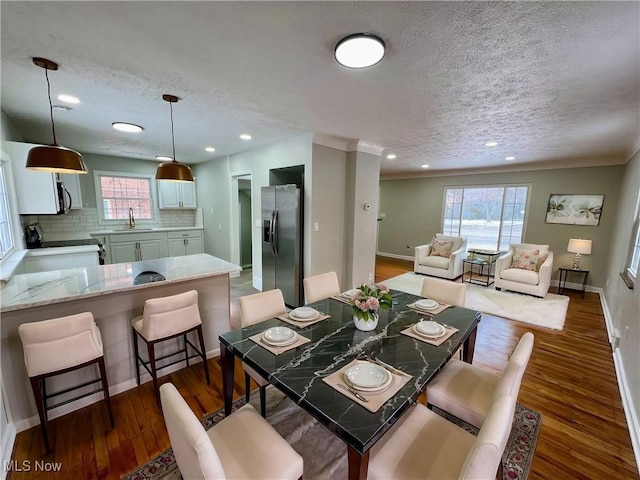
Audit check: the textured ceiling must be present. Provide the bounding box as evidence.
[1,1,638,178]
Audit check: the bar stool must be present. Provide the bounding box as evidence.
[18,312,114,455]
[132,290,210,400]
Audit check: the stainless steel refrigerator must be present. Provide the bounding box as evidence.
[262,184,303,307]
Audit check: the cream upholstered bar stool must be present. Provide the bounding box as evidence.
[420,276,467,307]
[160,383,303,479]
[132,290,210,400]
[303,271,341,304]
[426,332,534,428]
[238,289,287,417]
[18,312,114,455]
[368,393,515,479]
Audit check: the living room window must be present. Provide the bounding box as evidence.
[0,162,14,259]
[442,185,530,251]
[94,171,154,221]
[622,196,640,289]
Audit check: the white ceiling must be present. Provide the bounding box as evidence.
[1,2,639,178]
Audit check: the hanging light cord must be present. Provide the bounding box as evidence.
[169,101,176,162]
[45,67,58,146]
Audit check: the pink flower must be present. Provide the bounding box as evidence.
[378,283,389,293]
[366,297,379,310]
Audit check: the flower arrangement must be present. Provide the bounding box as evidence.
[350,283,393,322]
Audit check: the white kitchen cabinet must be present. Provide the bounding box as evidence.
[158,179,197,209]
[23,246,100,273]
[5,141,83,214]
[167,230,204,257]
[109,232,167,263]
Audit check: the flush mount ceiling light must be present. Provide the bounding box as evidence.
[57,94,79,104]
[205,147,216,152]
[155,94,194,183]
[386,153,397,160]
[239,133,252,140]
[485,141,499,147]
[505,156,516,161]
[26,57,87,174]
[421,164,430,169]
[156,155,173,161]
[334,33,385,69]
[113,122,143,133]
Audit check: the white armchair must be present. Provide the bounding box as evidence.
[414,234,467,280]
[495,243,554,297]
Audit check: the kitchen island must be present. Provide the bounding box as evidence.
[1,254,241,431]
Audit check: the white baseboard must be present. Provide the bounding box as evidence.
[613,348,640,474]
[12,346,220,434]
[376,251,414,262]
[1,422,16,480]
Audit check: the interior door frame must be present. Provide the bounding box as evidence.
[229,170,253,272]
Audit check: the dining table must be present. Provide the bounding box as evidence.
[218,289,481,480]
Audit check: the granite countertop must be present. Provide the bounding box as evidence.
[1,253,241,313]
[26,245,100,256]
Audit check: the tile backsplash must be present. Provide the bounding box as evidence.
[22,208,203,234]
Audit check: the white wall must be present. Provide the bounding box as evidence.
[603,149,640,464]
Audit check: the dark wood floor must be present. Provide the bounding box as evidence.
[8,259,638,479]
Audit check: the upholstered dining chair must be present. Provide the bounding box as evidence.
[18,312,114,454]
[420,276,467,307]
[368,393,515,479]
[303,271,341,304]
[426,332,534,428]
[131,290,210,401]
[160,383,303,480]
[238,288,288,416]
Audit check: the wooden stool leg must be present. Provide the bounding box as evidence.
[132,327,141,386]
[147,342,159,400]
[29,377,51,455]
[259,385,267,418]
[245,372,251,403]
[97,357,115,428]
[196,326,210,384]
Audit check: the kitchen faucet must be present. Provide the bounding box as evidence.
[128,207,136,229]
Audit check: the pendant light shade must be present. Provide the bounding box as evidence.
[155,94,194,183]
[26,57,87,174]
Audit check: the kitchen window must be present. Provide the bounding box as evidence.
[442,185,530,251]
[0,161,14,259]
[94,171,155,221]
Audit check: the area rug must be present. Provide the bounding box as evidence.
[123,388,541,480]
[383,272,569,330]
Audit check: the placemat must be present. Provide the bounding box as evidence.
[322,359,412,413]
[276,312,330,328]
[249,331,311,355]
[400,322,459,346]
[331,295,352,305]
[407,300,451,316]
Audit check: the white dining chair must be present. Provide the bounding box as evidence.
[238,289,287,416]
[426,332,534,428]
[160,383,303,480]
[303,271,341,304]
[420,276,467,307]
[369,393,515,479]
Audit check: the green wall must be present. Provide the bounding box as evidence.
[379,165,624,287]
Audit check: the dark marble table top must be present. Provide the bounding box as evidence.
[219,289,481,454]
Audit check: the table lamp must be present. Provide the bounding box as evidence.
[567,238,592,270]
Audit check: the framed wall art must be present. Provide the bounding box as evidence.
[545,194,604,225]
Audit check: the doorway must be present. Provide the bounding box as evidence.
[230,172,253,270]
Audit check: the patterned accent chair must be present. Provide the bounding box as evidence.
[495,244,553,297]
[414,234,468,280]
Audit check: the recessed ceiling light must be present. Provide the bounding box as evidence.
[485,141,499,147]
[205,146,216,152]
[113,122,143,133]
[57,94,79,104]
[386,153,397,160]
[240,133,252,140]
[421,164,430,169]
[156,155,173,161]
[335,33,385,69]
[505,156,516,161]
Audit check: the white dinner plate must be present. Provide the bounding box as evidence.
[343,363,392,392]
[416,298,439,310]
[341,289,359,299]
[261,327,298,346]
[289,307,320,322]
[414,321,446,339]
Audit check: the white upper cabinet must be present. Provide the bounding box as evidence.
[158,178,197,209]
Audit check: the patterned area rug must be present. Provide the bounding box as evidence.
[123,388,541,480]
[383,272,569,330]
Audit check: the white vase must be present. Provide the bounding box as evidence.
[353,311,379,331]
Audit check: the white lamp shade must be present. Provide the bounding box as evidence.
[567,238,592,255]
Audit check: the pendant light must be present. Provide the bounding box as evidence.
[155,94,194,182]
[26,58,87,174]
